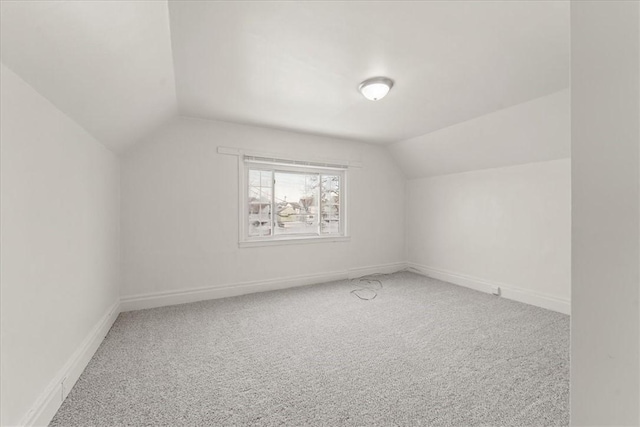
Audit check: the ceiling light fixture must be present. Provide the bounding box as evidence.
[358,76,394,101]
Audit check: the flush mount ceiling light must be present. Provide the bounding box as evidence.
[358,76,394,101]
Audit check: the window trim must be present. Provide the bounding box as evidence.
[239,157,349,246]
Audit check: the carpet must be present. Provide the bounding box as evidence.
[50,272,569,426]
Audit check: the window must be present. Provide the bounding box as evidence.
[241,157,347,245]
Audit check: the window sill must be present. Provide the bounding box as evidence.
[239,235,351,248]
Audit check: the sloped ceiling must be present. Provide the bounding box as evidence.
[168,1,569,144]
[1,0,569,156]
[0,0,177,152]
[389,89,570,179]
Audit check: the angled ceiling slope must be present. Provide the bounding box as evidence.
[169,0,569,144]
[0,0,177,152]
[1,1,569,151]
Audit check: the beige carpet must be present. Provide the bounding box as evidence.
[50,272,569,426]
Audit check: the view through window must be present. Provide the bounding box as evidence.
[245,162,344,241]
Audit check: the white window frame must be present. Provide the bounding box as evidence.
[239,157,349,247]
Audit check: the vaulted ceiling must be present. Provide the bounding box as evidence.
[0,1,177,152]
[0,1,570,153]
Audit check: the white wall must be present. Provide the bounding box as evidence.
[571,1,640,425]
[120,117,406,302]
[389,89,570,179]
[0,64,120,426]
[407,159,571,313]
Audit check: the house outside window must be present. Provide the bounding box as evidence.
[241,156,347,246]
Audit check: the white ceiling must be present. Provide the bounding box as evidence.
[389,89,570,178]
[0,1,569,152]
[169,1,569,144]
[0,0,177,152]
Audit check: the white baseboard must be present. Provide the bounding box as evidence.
[18,262,406,426]
[348,262,407,279]
[20,301,120,427]
[121,262,408,312]
[16,261,566,426]
[406,262,571,315]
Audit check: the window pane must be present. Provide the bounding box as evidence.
[274,172,319,235]
[248,169,272,237]
[321,175,340,234]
